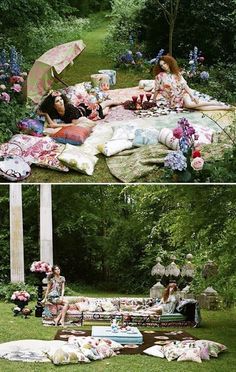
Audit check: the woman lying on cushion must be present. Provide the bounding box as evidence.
[38,90,121,128]
[154,282,178,315]
[152,55,233,111]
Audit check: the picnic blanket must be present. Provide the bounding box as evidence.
[0,85,234,182]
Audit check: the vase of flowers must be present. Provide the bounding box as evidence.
[30,261,52,282]
[164,117,204,182]
[11,290,30,311]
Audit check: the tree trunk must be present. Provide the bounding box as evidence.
[169,21,174,55]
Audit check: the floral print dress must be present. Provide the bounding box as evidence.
[48,276,65,304]
[155,72,188,108]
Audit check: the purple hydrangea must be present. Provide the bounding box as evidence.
[164,151,187,171]
[200,71,209,80]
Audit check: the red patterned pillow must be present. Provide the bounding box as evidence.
[52,125,92,145]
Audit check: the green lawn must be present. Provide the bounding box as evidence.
[0,300,235,371]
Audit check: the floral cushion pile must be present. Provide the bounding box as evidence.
[0,337,123,364]
[143,339,227,363]
[46,336,123,365]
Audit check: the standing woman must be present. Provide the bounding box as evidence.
[42,265,69,326]
[152,55,233,111]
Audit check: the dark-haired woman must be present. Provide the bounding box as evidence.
[38,91,121,128]
[42,265,69,326]
[153,55,232,111]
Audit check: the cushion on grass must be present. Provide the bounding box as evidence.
[0,155,31,181]
[17,118,44,137]
[158,128,179,150]
[143,345,165,358]
[46,344,90,365]
[97,139,133,156]
[7,134,69,172]
[52,126,92,145]
[194,340,227,357]
[58,144,98,175]
[177,347,202,363]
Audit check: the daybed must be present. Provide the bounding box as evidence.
[42,297,200,327]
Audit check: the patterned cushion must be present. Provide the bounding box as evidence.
[4,134,69,172]
[58,144,98,175]
[46,344,90,365]
[0,155,31,181]
[52,126,92,145]
[17,118,44,137]
[177,347,202,363]
[158,128,179,150]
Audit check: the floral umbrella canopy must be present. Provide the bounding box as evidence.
[27,40,86,104]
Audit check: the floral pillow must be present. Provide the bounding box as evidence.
[0,155,31,181]
[46,344,90,365]
[97,139,133,157]
[7,134,69,172]
[195,340,227,357]
[58,144,98,176]
[158,128,179,150]
[177,347,202,363]
[17,118,44,137]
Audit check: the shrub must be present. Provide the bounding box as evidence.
[0,282,37,302]
[20,17,90,65]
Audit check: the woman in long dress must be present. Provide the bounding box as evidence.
[152,55,233,111]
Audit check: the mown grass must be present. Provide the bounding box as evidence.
[0,299,235,371]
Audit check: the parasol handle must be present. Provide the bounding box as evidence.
[54,74,69,87]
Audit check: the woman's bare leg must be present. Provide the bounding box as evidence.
[60,301,69,326]
[183,95,233,111]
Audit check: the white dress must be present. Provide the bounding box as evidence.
[160,295,177,314]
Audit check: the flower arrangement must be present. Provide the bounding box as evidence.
[0,47,27,104]
[30,261,52,274]
[11,290,30,302]
[164,117,204,181]
[185,46,209,83]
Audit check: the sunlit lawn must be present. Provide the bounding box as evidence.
[0,299,235,371]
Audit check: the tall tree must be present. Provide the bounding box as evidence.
[156,0,180,55]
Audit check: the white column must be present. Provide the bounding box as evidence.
[40,184,53,265]
[10,184,25,282]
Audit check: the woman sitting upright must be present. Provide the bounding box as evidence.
[42,265,69,326]
[153,55,232,111]
[155,282,178,315]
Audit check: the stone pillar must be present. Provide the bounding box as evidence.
[40,185,53,265]
[10,185,25,282]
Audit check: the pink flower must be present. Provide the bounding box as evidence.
[191,157,204,171]
[173,127,183,139]
[10,76,24,84]
[0,84,6,90]
[0,92,10,103]
[11,83,22,92]
[186,126,195,136]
